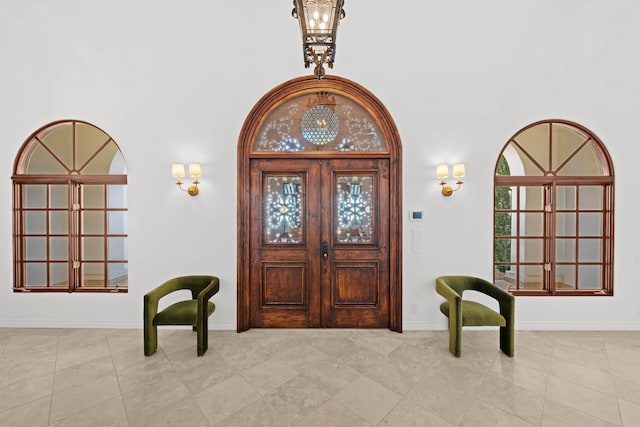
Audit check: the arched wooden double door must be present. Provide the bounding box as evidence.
[237,76,402,332]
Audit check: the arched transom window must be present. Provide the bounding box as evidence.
[494,120,614,296]
[12,120,128,293]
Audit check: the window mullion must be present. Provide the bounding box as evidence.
[70,181,81,292]
[545,184,555,295]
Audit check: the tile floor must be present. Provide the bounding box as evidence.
[0,328,639,426]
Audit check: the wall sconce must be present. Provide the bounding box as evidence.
[171,163,201,196]
[436,163,465,197]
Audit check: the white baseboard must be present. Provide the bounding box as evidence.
[0,319,237,330]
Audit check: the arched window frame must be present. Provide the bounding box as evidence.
[494,119,614,296]
[12,120,128,293]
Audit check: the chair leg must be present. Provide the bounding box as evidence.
[448,317,462,357]
[144,323,158,356]
[499,325,514,357]
[197,315,208,356]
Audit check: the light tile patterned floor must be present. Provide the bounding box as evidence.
[0,328,639,426]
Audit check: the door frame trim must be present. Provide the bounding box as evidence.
[237,75,402,332]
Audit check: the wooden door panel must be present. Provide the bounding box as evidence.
[249,160,321,328]
[262,263,307,305]
[321,159,390,328]
[332,262,379,306]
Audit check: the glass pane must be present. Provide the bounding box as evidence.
[521,213,543,237]
[579,186,603,209]
[82,237,105,260]
[521,238,543,263]
[50,211,68,234]
[556,140,606,176]
[495,212,514,236]
[82,142,120,174]
[495,186,515,210]
[551,124,587,173]
[108,237,127,261]
[50,263,69,287]
[505,141,545,176]
[39,123,73,170]
[556,186,576,210]
[556,265,575,289]
[25,143,68,174]
[578,265,602,289]
[521,265,544,290]
[25,263,47,286]
[50,185,68,208]
[81,185,105,208]
[82,211,104,234]
[556,238,576,262]
[25,211,46,234]
[25,237,46,260]
[336,175,374,243]
[556,213,576,236]
[495,238,517,263]
[75,123,111,171]
[108,263,128,287]
[264,176,303,243]
[578,213,602,236]
[107,185,127,208]
[82,262,105,287]
[579,239,601,262]
[520,186,544,210]
[50,237,68,260]
[253,91,387,152]
[24,185,46,208]
[108,211,127,234]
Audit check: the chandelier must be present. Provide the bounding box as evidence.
[291,0,346,79]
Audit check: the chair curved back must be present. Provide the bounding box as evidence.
[436,275,514,357]
[144,275,219,357]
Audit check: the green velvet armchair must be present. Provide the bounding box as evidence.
[436,275,514,357]
[144,275,219,357]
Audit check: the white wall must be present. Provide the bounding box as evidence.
[1,0,639,330]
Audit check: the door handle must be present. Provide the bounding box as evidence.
[321,241,329,260]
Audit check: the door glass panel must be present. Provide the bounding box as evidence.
[253,91,387,152]
[336,175,374,243]
[495,186,515,210]
[264,176,303,244]
[495,212,514,236]
[108,263,128,287]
